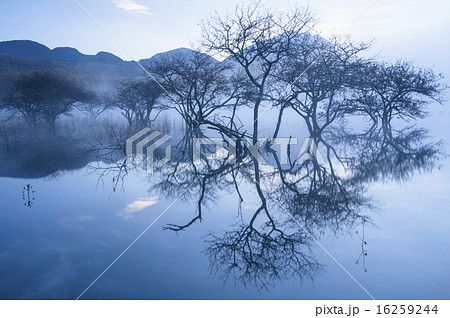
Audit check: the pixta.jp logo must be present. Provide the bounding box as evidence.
[126,128,325,173]
[126,128,172,174]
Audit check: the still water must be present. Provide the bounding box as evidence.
[0,106,449,300]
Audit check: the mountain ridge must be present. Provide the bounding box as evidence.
[0,39,220,68]
[0,40,223,92]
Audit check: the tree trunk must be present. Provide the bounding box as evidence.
[48,117,56,134]
[252,100,261,144]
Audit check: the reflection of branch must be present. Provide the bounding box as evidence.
[266,141,369,232]
[206,221,322,290]
[22,184,36,208]
[332,124,441,184]
[87,158,128,193]
[85,122,129,193]
[355,218,368,272]
[163,177,205,231]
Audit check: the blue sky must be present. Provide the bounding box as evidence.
[0,0,449,68]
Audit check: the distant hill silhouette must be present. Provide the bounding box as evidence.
[139,47,219,67]
[0,40,142,76]
[0,40,54,60]
[0,40,142,93]
[0,40,221,93]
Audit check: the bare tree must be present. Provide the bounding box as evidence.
[76,92,111,120]
[113,77,164,130]
[1,72,41,128]
[272,35,370,139]
[149,49,243,136]
[201,1,315,142]
[1,70,94,133]
[354,60,445,130]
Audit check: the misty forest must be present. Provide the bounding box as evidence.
[0,2,447,299]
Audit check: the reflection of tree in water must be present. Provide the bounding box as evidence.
[334,125,440,184]
[206,221,320,289]
[147,114,440,289]
[22,184,36,208]
[355,219,368,272]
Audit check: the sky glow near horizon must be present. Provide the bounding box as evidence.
[0,0,448,71]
